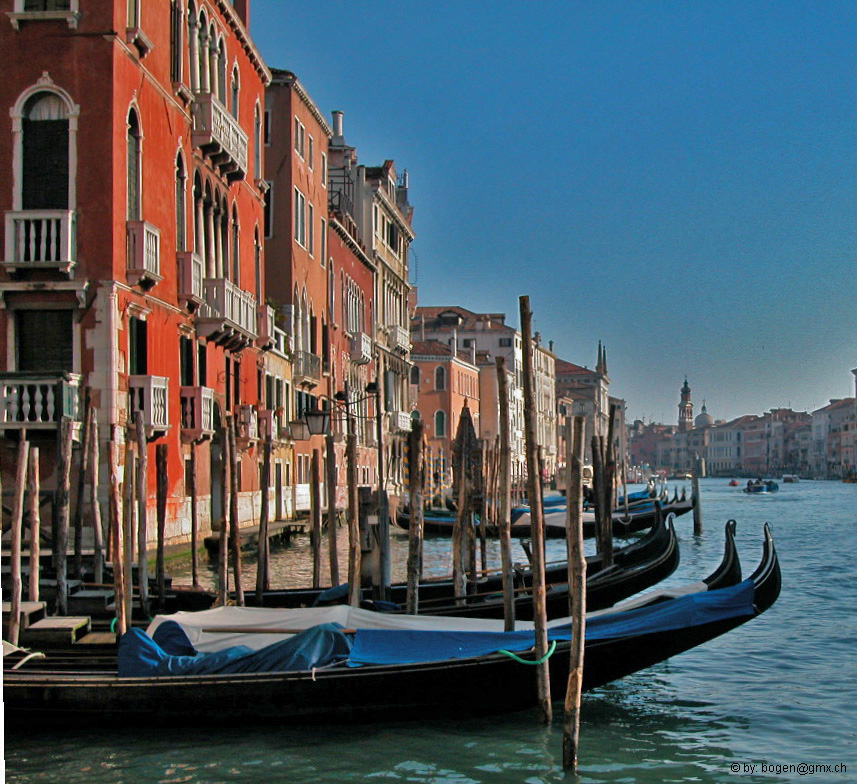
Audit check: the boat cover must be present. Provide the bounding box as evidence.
[118,622,352,677]
[123,580,754,676]
[347,579,755,666]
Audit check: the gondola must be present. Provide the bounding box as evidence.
[397,492,694,539]
[189,510,682,617]
[2,521,778,726]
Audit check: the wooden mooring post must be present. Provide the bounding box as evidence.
[519,294,551,724]
[27,445,41,603]
[88,409,104,585]
[563,415,587,771]
[156,443,168,608]
[122,439,135,624]
[218,423,229,606]
[8,440,28,645]
[496,356,515,631]
[189,441,199,588]
[311,447,322,589]
[256,433,272,604]
[72,388,91,579]
[108,440,127,636]
[325,433,340,586]
[405,418,424,614]
[135,411,149,616]
[346,408,361,608]
[228,416,243,606]
[55,418,74,616]
[692,454,703,535]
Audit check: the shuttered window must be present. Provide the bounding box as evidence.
[17,310,73,372]
[22,93,68,210]
[127,111,141,221]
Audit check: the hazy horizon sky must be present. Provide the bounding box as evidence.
[251,0,857,424]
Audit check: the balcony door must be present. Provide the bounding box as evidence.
[22,92,69,211]
[17,310,73,372]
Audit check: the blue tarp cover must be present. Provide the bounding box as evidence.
[347,579,755,666]
[118,621,352,677]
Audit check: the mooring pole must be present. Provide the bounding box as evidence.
[55,418,74,616]
[8,440,28,645]
[496,357,515,631]
[135,411,149,617]
[311,447,322,589]
[563,415,587,771]
[405,418,424,614]
[27,445,41,603]
[693,454,703,535]
[519,295,551,724]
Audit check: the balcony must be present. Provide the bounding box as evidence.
[235,403,258,449]
[293,350,321,387]
[0,372,81,433]
[177,251,204,310]
[191,92,248,183]
[272,326,291,357]
[126,220,161,289]
[393,410,413,433]
[259,408,288,441]
[196,278,257,350]
[257,304,275,350]
[180,385,215,443]
[4,210,76,276]
[349,331,373,364]
[129,375,169,439]
[390,325,410,354]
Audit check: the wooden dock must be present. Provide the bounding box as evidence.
[203,518,308,556]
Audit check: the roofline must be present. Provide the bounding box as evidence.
[269,69,333,137]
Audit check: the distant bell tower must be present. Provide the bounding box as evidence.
[678,377,693,432]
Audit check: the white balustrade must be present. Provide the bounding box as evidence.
[4,210,76,270]
[129,375,169,430]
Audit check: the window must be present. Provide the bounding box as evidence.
[230,206,239,284]
[499,337,512,347]
[264,110,270,145]
[175,153,186,252]
[410,366,420,385]
[129,316,148,375]
[320,218,326,268]
[435,411,446,438]
[230,66,239,119]
[294,117,305,159]
[127,109,142,221]
[127,0,140,28]
[307,202,314,255]
[21,92,69,210]
[321,152,327,188]
[263,183,272,238]
[307,135,314,170]
[170,0,183,84]
[435,366,446,391]
[253,105,262,180]
[294,187,306,247]
[254,229,262,302]
[179,335,194,386]
[16,310,73,372]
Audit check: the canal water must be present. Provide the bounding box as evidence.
[4,479,855,783]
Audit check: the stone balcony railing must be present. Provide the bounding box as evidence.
[196,277,257,350]
[0,372,81,430]
[257,304,275,350]
[191,92,248,182]
[235,404,258,446]
[126,220,161,289]
[177,251,204,310]
[349,331,373,364]
[4,210,76,275]
[129,375,169,436]
[393,410,413,433]
[390,325,410,354]
[180,385,215,442]
[293,350,321,387]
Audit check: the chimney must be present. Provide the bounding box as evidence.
[470,345,476,365]
[331,110,344,143]
[232,0,250,25]
[549,340,554,352]
[421,314,425,341]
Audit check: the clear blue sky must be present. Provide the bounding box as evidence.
[251,0,857,424]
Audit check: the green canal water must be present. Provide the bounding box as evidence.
[4,479,855,783]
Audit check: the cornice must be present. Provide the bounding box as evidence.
[270,70,333,138]
[213,0,272,85]
[330,216,375,272]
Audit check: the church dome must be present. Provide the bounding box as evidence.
[695,401,714,427]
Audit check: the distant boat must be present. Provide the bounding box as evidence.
[729,479,740,487]
[743,479,779,494]
[782,475,800,483]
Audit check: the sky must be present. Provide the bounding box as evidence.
[250,0,857,424]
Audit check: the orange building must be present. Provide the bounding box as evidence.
[1,0,271,542]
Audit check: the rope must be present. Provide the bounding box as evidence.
[497,640,557,665]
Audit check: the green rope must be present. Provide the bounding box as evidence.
[497,640,557,665]
[110,617,117,633]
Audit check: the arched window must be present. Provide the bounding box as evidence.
[170,0,184,84]
[230,204,239,284]
[21,92,70,210]
[218,39,227,105]
[127,109,142,221]
[230,65,239,119]
[253,104,262,180]
[410,365,420,385]
[175,152,186,251]
[254,227,262,302]
[435,410,446,438]
[435,366,446,391]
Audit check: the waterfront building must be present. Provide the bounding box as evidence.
[352,159,415,501]
[554,344,610,464]
[409,340,480,502]
[326,110,379,494]
[811,398,856,478]
[1,0,270,541]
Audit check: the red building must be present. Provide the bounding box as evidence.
[1,1,270,542]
